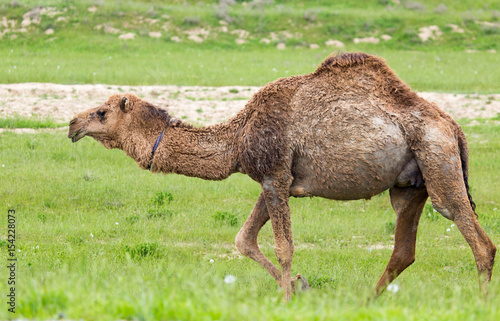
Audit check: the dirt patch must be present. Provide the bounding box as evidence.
[0,83,498,126]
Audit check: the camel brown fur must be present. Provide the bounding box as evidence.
[68,52,496,301]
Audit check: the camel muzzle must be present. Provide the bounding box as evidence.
[68,118,87,143]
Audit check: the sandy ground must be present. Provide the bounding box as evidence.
[0,83,499,128]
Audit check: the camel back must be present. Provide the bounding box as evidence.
[313,52,423,108]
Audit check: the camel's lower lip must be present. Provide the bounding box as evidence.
[69,130,85,143]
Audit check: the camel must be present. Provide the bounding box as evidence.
[68,52,496,301]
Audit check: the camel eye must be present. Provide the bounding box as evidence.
[97,110,107,118]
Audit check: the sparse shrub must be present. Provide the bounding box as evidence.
[125,242,161,259]
[68,236,84,245]
[214,211,238,226]
[150,192,174,207]
[403,1,426,11]
[304,9,318,23]
[38,213,47,222]
[462,11,476,24]
[148,8,157,18]
[147,192,175,219]
[0,240,8,248]
[492,10,500,21]
[183,16,201,26]
[480,25,500,35]
[248,0,274,10]
[424,203,440,221]
[83,172,97,181]
[126,214,140,224]
[26,140,36,149]
[434,4,447,14]
[104,200,123,208]
[229,88,239,94]
[214,0,236,23]
[384,221,396,234]
[146,208,176,219]
[401,28,421,44]
[308,275,337,288]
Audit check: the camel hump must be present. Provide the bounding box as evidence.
[315,52,384,71]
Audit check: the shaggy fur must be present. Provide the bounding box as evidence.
[69,52,496,301]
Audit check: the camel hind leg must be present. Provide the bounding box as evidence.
[375,186,428,296]
[413,126,496,292]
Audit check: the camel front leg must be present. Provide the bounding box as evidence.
[235,193,281,282]
[261,176,295,301]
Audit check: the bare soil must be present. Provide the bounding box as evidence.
[0,83,499,127]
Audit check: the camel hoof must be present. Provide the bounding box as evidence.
[291,274,310,293]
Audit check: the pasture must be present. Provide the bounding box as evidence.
[1,0,500,320]
[1,122,499,320]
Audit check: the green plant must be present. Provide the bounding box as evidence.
[214,211,238,226]
[125,242,161,259]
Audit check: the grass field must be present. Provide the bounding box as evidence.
[1,0,500,92]
[1,0,500,320]
[0,123,499,320]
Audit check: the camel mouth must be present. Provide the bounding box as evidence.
[68,128,87,143]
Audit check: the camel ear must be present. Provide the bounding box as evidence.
[120,97,131,113]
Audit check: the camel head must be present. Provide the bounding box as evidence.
[68,93,166,149]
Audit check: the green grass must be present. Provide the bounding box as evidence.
[1,1,500,320]
[0,122,499,320]
[0,0,499,92]
[0,116,65,129]
[2,39,500,93]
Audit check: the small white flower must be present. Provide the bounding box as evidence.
[408,64,412,68]
[387,283,399,293]
[1,164,4,167]
[90,233,94,238]
[93,72,96,76]
[224,275,236,284]
[451,224,455,228]
[433,209,437,212]
[18,249,21,252]
[209,259,214,263]
[272,68,278,72]
[446,228,451,232]
[494,208,498,211]
[115,222,119,225]
[36,245,39,249]
[57,65,60,69]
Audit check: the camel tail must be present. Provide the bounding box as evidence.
[457,129,477,217]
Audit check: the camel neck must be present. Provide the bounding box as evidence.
[149,122,239,180]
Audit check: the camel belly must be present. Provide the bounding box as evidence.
[289,116,416,200]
